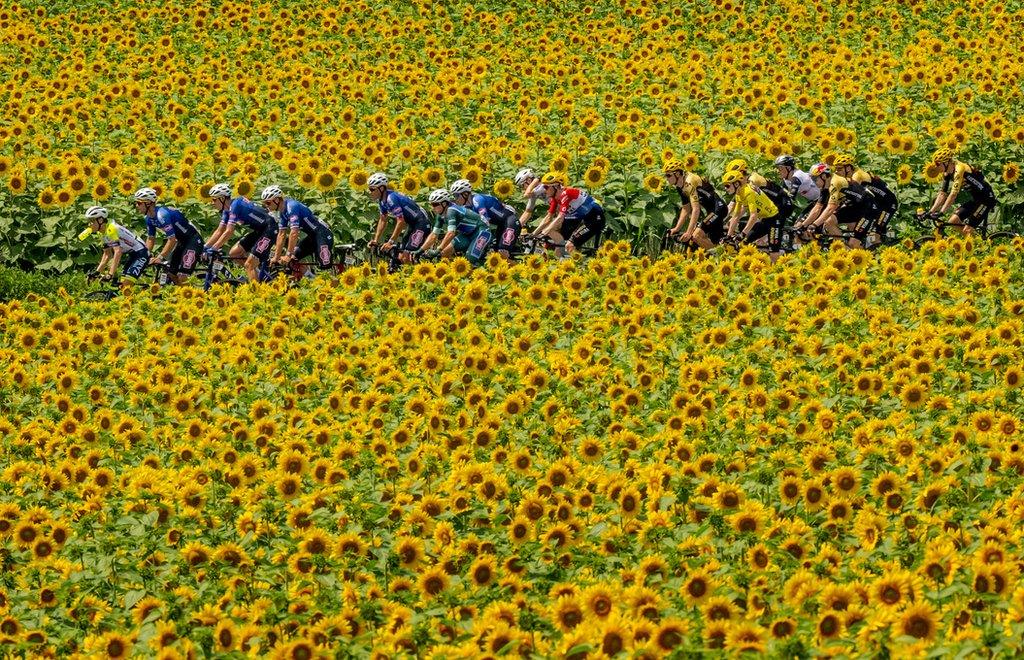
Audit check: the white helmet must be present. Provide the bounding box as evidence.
[209,183,232,199]
[85,206,108,220]
[133,187,158,203]
[449,179,473,196]
[367,173,388,189]
[514,168,535,187]
[261,185,284,201]
[428,189,452,205]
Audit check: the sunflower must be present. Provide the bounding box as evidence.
[1003,162,1020,185]
[492,178,514,198]
[348,170,369,189]
[898,603,938,641]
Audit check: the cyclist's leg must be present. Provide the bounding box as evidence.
[567,208,605,253]
[448,233,471,258]
[169,234,202,284]
[961,200,992,236]
[291,234,318,279]
[399,224,428,267]
[849,209,874,249]
[466,227,493,266]
[122,248,149,279]
[497,213,520,257]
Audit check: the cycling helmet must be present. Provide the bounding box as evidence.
[541,172,566,186]
[85,206,108,220]
[663,159,686,174]
[428,188,453,205]
[367,172,389,188]
[773,155,796,168]
[514,168,535,187]
[208,183,232,199]
[449,179,473,196]
[721,170,744,185]
[832,154,855,168]
[809,163,831,178]
[261,185,284,201]
[932,148,954,164]
[133,187,158,203]
[726,158,748,173]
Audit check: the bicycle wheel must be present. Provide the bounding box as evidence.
[83,289,117,302]
[913,235,935,249]
[987,231,1018,245]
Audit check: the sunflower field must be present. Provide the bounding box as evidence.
[1,1,1024,269]
[3,239,1024,657]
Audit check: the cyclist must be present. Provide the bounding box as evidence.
[795,163,876,249]
[727,158,795,228]
[134,187,203,285]
[515,168,547,228]
[532,173,606,256]
[261,185,334,278]
[662,159,727,249]
[450,179,521,259]
[366,172,431,268]
[831,154,898,246]
[203,183,278,282]
[926,149,998,235]
[415,189,492,265]
[774,155,819,211]
[722,169,783,258]
[80,206,149,284]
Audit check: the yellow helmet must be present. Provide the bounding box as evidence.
[721,170,744,185]
[663,159,686,174]
[541,172,566,186]
[832,154,854,168]
[726,159,748,173]
[932,148,955,164]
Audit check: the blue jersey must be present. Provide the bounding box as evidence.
[378,191,429,228]
[279,198,329,235]
[145,206,201,240]
[222,197,273,231]
[470,193,516,225]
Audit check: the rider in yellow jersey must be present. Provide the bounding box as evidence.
[662,159,728,249]
[927,149,998,234]
[722,169,782,257]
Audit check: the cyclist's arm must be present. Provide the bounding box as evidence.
[814,201,839,228]
[96,248,112,275]
[213,223,237,250]
[205,222,228,250]
[727,202,746,236]
[156,236,177,262]
[438,230,457,254]
[799,200,825,227]
[928,191,947,215]
[272,228,287,262]
[418,232,438,253]
[370,213,389,245]
[682,201,701,236]
[386,216,406,245]
[109,245,124,276]
[286,228,301,257]
[538,213,564,237]
[741,209,761,237]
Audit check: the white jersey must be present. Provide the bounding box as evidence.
[100,222,146,252]
[785,169,820,203]
[523,181,548,213]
